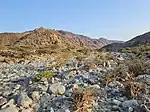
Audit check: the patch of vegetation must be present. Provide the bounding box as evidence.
[94,52,114,63]
[120,45,150,57]
[107,57,150,84]
[72,87,95,112]
[35,71,55,81]
[54,53,71,67]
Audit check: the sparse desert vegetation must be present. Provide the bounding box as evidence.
[0,28,150,112]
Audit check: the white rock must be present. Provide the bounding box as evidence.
[50,108,54,112]
[65,109,70,112]
[49,83,66,95]
[31,91,40,102]
[90,84,100,89]
[15,84,21,90]
[128,107,134,112]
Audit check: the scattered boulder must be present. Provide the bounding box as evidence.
[48,83,66,95]
[121,100,139,110]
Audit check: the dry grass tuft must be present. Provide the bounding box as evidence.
[124,81,146,99]
[72,88,94,112]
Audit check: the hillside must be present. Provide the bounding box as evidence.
[0,27,116,50]
[102,31,150,51]
[58,30,117,49]
[125,31,150,46]
[0,33,21,46]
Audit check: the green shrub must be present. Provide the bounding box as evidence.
[35,71,55,81]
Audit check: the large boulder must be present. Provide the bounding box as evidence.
[48,83,66,95]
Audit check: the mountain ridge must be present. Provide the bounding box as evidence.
[102,31,150,51]
[0,27,118,49]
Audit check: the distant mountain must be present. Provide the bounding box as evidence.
[102,31,150,51]
[0,27,117,49]
[125,31,150,46]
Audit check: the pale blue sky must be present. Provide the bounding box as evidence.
[0,0,150,41]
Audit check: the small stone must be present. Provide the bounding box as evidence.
[15,84,21,90]
[73,84,78,89]
[65,109,70,112]
[50,108,54,112]
[128,107,134,112]
[90,84,100,89]
[57,85,66,95]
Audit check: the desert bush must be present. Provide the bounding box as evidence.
[86,63,97,70]
[72,87,94,112]
[94,52,114,63]
[120,45,150,57]
[35,71,55,81]
[51,53,71,67]
[124,81,146,99]
[111,57,150,82]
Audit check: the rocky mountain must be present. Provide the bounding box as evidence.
[0,27,117,50]
[58,30,117,49]
[125,31,150,46]
[102,31,150,51]
[14,28,71,49]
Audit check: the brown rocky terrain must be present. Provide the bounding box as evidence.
[0,27,119,62]
[0,27,117,50]
[58,30,118,49]
[0,33,21,46]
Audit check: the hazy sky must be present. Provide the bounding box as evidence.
[0,0,150,41]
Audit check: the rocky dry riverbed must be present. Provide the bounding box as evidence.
[0,52,150,112]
